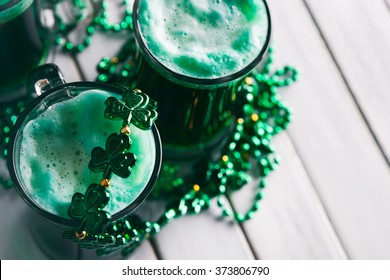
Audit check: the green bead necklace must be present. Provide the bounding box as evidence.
[52,0,133,53]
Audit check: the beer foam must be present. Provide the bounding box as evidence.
[19,90,156,218]
[137,0,269,79]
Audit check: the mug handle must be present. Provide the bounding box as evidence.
[29,63,66,97]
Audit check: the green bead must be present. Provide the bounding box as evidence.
[64,42,74,51]
[251,136,261,146]
[234,213,244,222]
[87,26,95,35]
[121,69,129,77]
[252,201,260,211]
[255,192,263,201]
[10,115,17,124]
[229,142,236,151]
[114,24,121,31]
[98,74,109,83]
[222,209,232,217]
[85,37,91,46]
[120,22,128,29]
[245,211,254,220]
[259,180,266,189]
[165,209,176,220]
[55,37,64,45]
[76,44,85,52]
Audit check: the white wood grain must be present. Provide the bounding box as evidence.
[384,0,390,10]
[0,188,49,259]
[305,0,390,163]
[268,0,390,259]
[152,199,255,260]
[51,50,81,82]
[232,134,347,259]
[80,241,158,260]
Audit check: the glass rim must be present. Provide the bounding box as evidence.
[7,81,162,227]
[0,0,19,10]
[132,0,272,88]
[0,0,32,23]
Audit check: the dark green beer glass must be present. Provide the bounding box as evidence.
[0,0,49,102]
[131,0,271,159]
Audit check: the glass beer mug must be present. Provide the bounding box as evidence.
[130,0,271,159]
[8,64,162,259]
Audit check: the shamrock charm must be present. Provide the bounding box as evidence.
[68,184,111,235]
[104,89,158,130]
[89,133,136,179]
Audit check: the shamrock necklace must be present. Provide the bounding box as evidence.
[66,88,157,239]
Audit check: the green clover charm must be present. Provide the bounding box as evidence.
[104,89,157,130]
[89,133,136,179]
[68,184,111,235]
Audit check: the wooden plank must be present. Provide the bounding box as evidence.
[385,0,390,9]
[305,0,390,163]
[152,199,255,260]
[80,241,157,260]
[0,188,49,259]
[268,0,390,259]
[50,50,81,82]
[232,134,347,259]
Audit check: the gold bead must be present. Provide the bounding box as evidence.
[111,57,119,64]
[231,92,237,101]
[251,113,259,122]
[193,184,200,192]
[237,118,244,124]
[222,155,229,162]
[100,178,110,188]
[134,88,142,93]
[120,125,131,135]
[75,230,86,240]
[245,77,255,85]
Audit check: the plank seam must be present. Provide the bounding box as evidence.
[70,53,87,81]
[225,193,261,260]
[285,130,350,259]
[302,0,390,167]
[384,0,390,11]
[149,238,164,260]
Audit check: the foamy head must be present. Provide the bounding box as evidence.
[135,0,270,81]
[15,89,158,219]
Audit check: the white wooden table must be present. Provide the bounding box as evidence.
[1,0,390,260]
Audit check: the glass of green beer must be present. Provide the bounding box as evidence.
[0,0,50,102]
[8,64,162,258]
[132,0,271,158]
